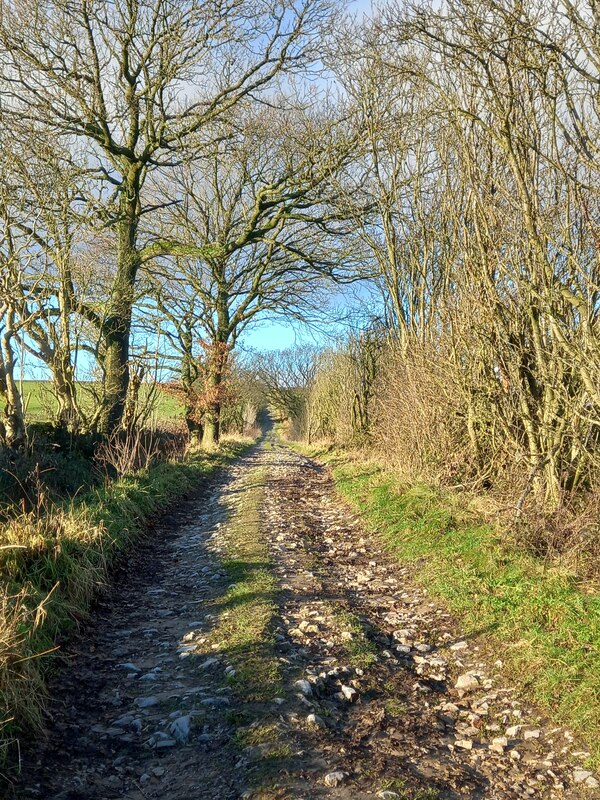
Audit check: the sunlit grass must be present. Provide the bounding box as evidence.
[329,459,600,766]
[209,467,281,702]
[20,379,182,422]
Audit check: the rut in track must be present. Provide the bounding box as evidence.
[11,437,599,800]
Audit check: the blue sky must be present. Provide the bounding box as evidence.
[242,321,317,351]
[20,0,379,378]
[239,0,377,353]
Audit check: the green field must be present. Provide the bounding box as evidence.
[20,380,183,423]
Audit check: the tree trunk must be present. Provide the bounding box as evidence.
[202,404,220,448]
[53,349,80,431]
[186,412,203,447]
[202,363,222,448]
[201,351,226,448]
[0,317,25,448]
[55,253,81,431]
[0,375,25,448]
[98,186,140,436]
[202,290,230,448]
[99,312,133,435]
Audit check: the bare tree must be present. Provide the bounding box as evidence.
[0,0,335,433]
[308,1,600,513]
[145,104,360,445]
[0,178,37,447]
[251,344,320,426]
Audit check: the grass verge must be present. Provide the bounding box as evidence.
[291,442,600,767]
[209,467,281,703]
[0,437,253,781]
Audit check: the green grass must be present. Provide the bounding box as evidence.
[20,379,182,422]
[325,603,376,668]
[209,467,281,702]
[377,778,440,800]
[0,437,252,783]
[291,442,600,767]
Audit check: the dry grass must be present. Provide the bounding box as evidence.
[303,338,600,581]
[0,589,51,776]
[0,436,254,783]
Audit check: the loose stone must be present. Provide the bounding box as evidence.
[455,739,474,750]
[323,770,349,787]
[455,673,480,691]
[573,769,599,787]
[340,685,359,702]
[524,728,541,739]
[294,679,313,696]
[169,715,192,743]
[134,696,159,708]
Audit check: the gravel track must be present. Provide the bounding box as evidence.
[10,438,599,800]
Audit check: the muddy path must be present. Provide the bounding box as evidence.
[10,437,599,800]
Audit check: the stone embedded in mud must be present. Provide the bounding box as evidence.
[294,679,313,696]
[323,770,349,787]
[116,662,140,673]
[413,681,432,693]
[414,643,431,653]
[392,628,412,638]
[134,696,159,708]
[200,696,230,707]
[306,713,326,729]
[199,657,220,670]
[169,715,191,742]
[341,685,359,702]
[147,731,176,748]
[113,715,134,728]
[377,792,400,799]
[155,738,177,749]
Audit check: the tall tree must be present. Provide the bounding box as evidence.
[0,0,333,433]
[146,104,360,446]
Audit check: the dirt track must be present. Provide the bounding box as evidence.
[11,436,599,800]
